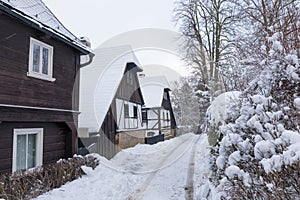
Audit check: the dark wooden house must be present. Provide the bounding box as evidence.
[139,76,177,144]
[78,46,145,158]
[0,0,93,173]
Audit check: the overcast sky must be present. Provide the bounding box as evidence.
[43,0,190,80]
[43,0,177,47]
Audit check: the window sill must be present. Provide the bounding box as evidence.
[27,72,56,82]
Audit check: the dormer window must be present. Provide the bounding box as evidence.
[27,37,55,82]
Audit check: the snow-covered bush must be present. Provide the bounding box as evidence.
[205,91,241,146]
[212,34,300,199]
[0,154,98,200]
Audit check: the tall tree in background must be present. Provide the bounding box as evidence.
[174,0,239,96]
[171,77,203,134]
[235,0,300,87]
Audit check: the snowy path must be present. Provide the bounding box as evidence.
[35,133,210,200]
[185,135,202,200]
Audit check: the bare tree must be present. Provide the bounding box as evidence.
[174,0,239,97]
[170,77,202,134]
[237,0,300,60]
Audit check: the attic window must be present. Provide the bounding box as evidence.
[27,37,55,82]
[126,72,134,85]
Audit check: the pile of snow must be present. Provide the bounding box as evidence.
[35,133,212,200]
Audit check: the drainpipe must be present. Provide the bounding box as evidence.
[79,36,95,67]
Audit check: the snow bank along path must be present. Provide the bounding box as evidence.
[35,133,210,200]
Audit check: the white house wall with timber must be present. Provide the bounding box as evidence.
[79,45,143,134]
[139,76,177,142]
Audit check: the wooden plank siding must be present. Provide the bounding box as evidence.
[0,13,81,111]
[0,122,71,173]
[115,64,144,105]
[0,11,83,172]
[162,89,177,129]
[99,101,117,159]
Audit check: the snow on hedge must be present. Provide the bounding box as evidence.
[212,34,300,199]
[205,91,241,146]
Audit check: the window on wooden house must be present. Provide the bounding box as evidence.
[126,72,134,85]
[133,106,138,119]
[124,104,129,118]
[142,110,147,122]
[163,92,168,100]
[27,38,55,82]
[12,128,43,172]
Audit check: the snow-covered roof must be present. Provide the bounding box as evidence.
[79,45,142,132]
[0,0,91,54]
[139,76,170,108]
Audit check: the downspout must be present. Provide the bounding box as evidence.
[79,37,95,67]
[80,53,94,67]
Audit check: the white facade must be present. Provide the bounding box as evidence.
[143,108,171,138]
[116,98,143,130]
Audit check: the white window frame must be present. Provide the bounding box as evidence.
[27,37,55,82]
[12,128,44,172]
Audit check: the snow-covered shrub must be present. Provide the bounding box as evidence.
[0,154,99,200]
[205,91,241,146]
[212,34,300,199]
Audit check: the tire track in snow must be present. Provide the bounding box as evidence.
[129,135,196,200]
[184,135,201,200]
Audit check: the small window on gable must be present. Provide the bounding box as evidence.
[126,72,134,85]
[163,92,168,100]
[124,104,129,118]
[12,128,43,172]
[27,38,55,82]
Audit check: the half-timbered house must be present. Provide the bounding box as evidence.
[79,45,145,158]
[139,76,176,144]
[0,0,93,173]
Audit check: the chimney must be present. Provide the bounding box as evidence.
[79,36,91,48]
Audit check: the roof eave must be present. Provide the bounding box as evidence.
[0,3,92,55]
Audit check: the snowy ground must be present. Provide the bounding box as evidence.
[35,133,211,200]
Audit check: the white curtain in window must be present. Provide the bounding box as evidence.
[16,134,37,170]
[27,134,37,169]
[16,135,26,171]
[33,44,40,72]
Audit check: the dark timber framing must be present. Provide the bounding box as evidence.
[79,63,144,159]
[143,88,177,144]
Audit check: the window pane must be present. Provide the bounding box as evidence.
[42,48,49,75]
[124,104,129,118]
[33,44,40,72]
[27,134,37,169]
[142,111,147,121]
[16,135,27,171]
[133,106,138,119]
